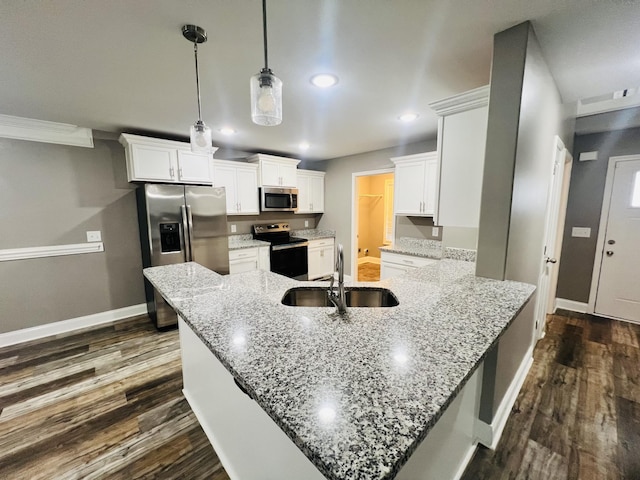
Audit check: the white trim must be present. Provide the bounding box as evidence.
[475,348,533,450]
[0,242,104,262]
[0,303,147,348]
[588,154,640,313]
[453,443,479,480]
[351,168,395,281]
[357,256,381,265]
[0,114,94,148]
[554,298,589,313]
[577,94,640,117]
[428,85,490,116]
[389,151,438,164]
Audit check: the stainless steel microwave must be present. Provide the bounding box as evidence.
[260,187,299,212]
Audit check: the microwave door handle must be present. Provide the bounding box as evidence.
[181,205,192,262]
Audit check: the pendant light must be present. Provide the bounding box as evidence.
[250,0,282,126]
[182,25,212,153]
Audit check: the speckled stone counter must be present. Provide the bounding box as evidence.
[228,234,269,250]
[379,237,443,259]
[291,228,336,240]
[144,260,534,480]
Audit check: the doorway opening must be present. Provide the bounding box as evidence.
[352,170,395,282]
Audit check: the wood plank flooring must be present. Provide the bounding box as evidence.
[1,311,638,478]
[462,311,640,480]
[0,316,230,479]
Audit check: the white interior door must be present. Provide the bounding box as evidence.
[594,157,640,322]
[534,137,569,339]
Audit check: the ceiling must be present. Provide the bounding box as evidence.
[1,0,639,160]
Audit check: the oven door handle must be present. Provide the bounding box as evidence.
[271,241,309,251]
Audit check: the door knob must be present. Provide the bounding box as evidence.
[545,257,557,264]
[606,251,614,256]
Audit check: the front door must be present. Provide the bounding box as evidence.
[595,157,640,322]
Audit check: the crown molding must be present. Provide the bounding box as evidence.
[0,114,94,148]
[429,85,490,116]
[576,94,640,117]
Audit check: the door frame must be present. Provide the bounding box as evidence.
[351,168,395,281]
[587,154,640,315]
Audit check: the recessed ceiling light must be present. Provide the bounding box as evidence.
[398,112,419,122]
[310,73,338,88]
[219,127,236,136]
[299,141,310,150]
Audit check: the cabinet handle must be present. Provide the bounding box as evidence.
[402,259,414,265]
[179,167,183,178]
[169,166,175,178]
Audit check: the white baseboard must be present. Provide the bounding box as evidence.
[357,256,381,265]
[453,443,479,480]
[554,298,589,314]
[0,303,147,348]
[475,347,534,450]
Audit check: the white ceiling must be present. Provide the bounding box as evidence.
[1,0,639,160]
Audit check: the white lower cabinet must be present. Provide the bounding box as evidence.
[380,251,436,280]
[307,238,335,280]
[229,247,271,275]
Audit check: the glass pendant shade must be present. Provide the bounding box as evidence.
[251,69,282,126]
[190,120,212,153]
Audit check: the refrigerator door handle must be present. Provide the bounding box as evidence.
[186,205,195,261]
[181,205,192,262]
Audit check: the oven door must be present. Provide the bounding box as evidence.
[270,243,308,280]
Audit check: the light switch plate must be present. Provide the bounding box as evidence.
[432,227,439,236]
[86,230,101,242]
[230,224,237,233]
[305,220,309,227]
[571,227,591,238]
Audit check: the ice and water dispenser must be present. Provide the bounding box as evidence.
[159,223,181,253]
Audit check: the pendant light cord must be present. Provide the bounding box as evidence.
[262,0,268,70]
[194,42,203,121]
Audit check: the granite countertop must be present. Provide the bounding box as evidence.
[144,261,534,480]
[291,228,336,240]
[228,234,270,250]
[379,237,443,260]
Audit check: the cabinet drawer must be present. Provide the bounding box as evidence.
[308,238,334,249]
[229,248,259,261]
[381,252,436,268]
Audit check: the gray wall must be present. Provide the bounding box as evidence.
[395,216,442,241]
[317,139,437,275]
[0,138,145,333]
[227,212,319,235]
[476,22,573,423]
[556,125,640,303]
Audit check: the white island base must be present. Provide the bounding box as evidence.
[179,317,483,480]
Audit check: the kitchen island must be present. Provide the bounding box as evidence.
[143,260,534,480]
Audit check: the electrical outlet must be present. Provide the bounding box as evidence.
[230,224,237,233]
[432,227,439,236]
[304,220,309,227]
[86,231,101,242]
[571,227,591,238]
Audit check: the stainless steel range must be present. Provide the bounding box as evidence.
[253,223,308,280]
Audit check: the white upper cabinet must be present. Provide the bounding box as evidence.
[429,86,489,228]
[297,169,325,213]
[119,133,216,184]
[248,154,300,187]
[391,152,439,216]
[212,160,259,215]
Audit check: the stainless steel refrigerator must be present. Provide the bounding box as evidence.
[137,184,229,329]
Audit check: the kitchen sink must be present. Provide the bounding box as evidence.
[281,287,399,308]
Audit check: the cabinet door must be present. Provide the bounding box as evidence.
[296,174,311,213]
[307,247,323,280]
[212,164,239,214]
[229,258,259,274]
[318,245,334,277]
[235,166,260,215]
[260,159,282,186]
[177,151,213,184]
[380,262,410,280]
[279,163,298,187]
[130,144,176,181]
[258,246,270,271]
[309,175,325,213]
[394,160,425,215]
[423,158,439,215]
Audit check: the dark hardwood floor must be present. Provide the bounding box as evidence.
[0,315,229,479]
[462,311,640,480]
[0,311,637,479]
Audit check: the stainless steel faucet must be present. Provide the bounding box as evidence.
[328,243,347,314]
